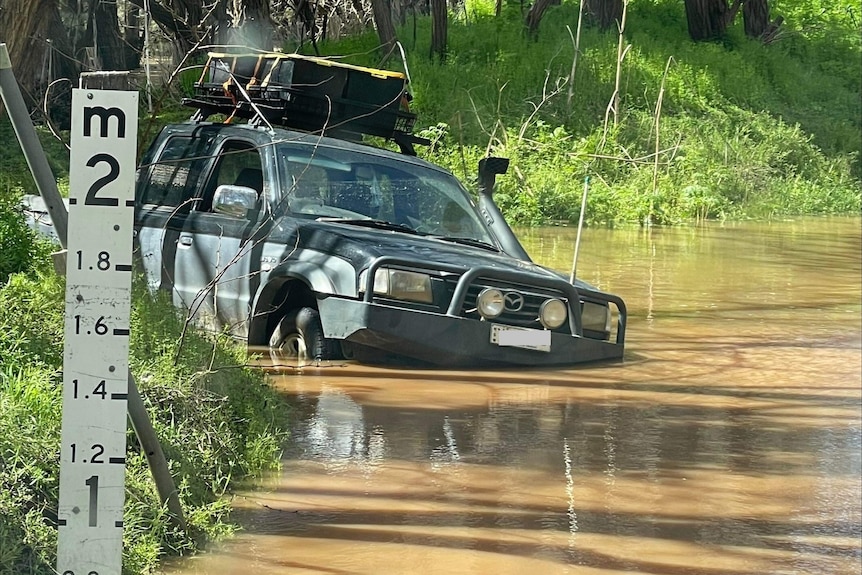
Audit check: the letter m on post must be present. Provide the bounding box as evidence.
[84,107,126,138]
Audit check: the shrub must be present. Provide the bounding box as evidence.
[0,190,54,286]
[317,0,862,224]
[0,268,289,574]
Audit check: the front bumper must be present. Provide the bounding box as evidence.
[320,297,624,367]
[319,259,626,367]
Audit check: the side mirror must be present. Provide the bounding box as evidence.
[478,157,510,197]
[212,184,258,218]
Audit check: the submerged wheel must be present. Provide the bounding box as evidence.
[269,307,337,360]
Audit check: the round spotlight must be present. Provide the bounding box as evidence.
[539,298,567,329]
[477,288,505,319]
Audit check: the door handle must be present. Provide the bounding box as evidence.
[179,235,193,246]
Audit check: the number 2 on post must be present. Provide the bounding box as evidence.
[84,153,120,206]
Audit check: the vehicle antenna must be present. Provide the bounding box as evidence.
[569,175,590,284]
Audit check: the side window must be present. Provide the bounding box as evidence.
[200,141,263,212]
[140,134,212,207]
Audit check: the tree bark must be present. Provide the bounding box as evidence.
[584,0,622,31]
[742,0,769,38]
[123,3,144,69]
[430,0,447,61]
[91,0,127,70]
[1,0,55,106]
[168,0,202,30]
[683,0,736,41]
[0,0,77,120]
[369,0,398,53]
[289,0,318,49]
[126,0,198,62]
[524,0,555,40]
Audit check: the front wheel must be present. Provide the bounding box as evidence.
[269,307,337,360]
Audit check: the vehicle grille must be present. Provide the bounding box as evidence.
[449,279,572,334]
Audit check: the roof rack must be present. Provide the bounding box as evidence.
[183,52,429,155]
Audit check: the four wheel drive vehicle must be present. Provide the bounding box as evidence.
[132,52,627,367]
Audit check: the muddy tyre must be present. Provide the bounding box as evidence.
[269,307,336,360]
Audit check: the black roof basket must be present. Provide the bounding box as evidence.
[183,52,429,155]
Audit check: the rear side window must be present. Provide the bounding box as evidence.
[140,134,213,207]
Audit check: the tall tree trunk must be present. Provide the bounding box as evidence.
[123,2,144,69]
[429,0,447,61]
[290,0,318,51]
[683,0,739,41]
[742,0,769,38]
[524,0,554,40]
[1,0,55,108]
[126,0,198,64]
[1,0,76,120]
[369,0,398,53]
[395,0,407,26]
[584,0,622,31]
[169,0,202,30]
[92,0,126,70]
[45,1,77,127]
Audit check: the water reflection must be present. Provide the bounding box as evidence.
[165,218,861,575]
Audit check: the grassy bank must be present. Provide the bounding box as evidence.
[311,0,861,224]
[0,190,290,574]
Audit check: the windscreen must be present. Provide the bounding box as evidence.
[275,142,497,245]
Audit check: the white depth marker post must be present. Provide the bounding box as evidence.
[57,88,138,575]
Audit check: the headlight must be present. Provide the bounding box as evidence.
[362,268,433,303]
[477,288,505,319]
[581,301,611,334]
[539,298,568,329]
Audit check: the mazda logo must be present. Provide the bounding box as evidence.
[503,292,525,312]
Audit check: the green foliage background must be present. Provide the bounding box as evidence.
[2,1,859,226]
[312,0,861,224]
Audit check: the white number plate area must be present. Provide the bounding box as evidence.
[57,89,138,575]
[490,324,551,352]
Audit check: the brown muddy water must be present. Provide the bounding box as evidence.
[165,217,862,575]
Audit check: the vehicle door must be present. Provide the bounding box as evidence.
[135,127,216,297]
[172,136,270,337]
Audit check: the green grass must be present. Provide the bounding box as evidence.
[0,201,289,574]
[0,190,55,286]
[0,120,70,196]
[306,0,861,224]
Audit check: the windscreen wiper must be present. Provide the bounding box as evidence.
[318,218,421,235]
[431,235,501,252]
